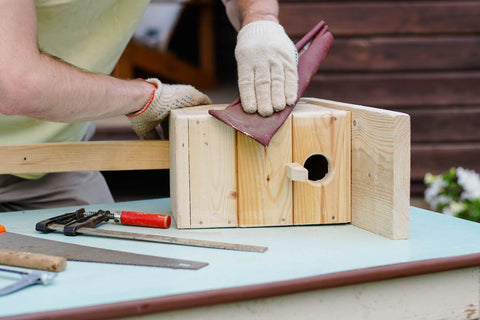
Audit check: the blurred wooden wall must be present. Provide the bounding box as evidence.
[279,0,480,195]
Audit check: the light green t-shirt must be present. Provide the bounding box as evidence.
[0,0,150,179]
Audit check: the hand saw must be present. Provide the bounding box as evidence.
[209,21,334,146]
[0,227,207,270]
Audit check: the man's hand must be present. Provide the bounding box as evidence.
[235,20,298,117]
[127,78,211,139]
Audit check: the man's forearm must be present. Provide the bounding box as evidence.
[237,0,279,27]
[0,0,152,123]
[5,53,153,122]
[223,0,279,30]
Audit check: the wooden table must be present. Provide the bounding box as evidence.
[1,199,479,320]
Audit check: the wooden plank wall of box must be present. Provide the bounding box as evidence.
[169,98,410,240]
[278,0,480,195]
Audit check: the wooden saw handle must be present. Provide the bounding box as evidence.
[0,225,67,272]
[0,249,67,272]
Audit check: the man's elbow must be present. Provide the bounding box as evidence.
[0,68,40,116]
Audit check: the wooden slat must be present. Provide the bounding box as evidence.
[303,98,410,239]
[411,143,480,180]
[237,117,293,227]
[0,141,169,174]
[280,2,480,36]
[305,72,480,108]
[321,37,480,72]
[409,108,480,143]
[292,104,351,225]
[169,109,191,228]
[188,109,237,228]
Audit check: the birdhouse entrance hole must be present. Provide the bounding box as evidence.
[303,154,329,182]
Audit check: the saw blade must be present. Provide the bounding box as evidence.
[0,231,207,270]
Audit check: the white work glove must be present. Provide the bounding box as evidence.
[235,20,298,117]
[127,78,211,139]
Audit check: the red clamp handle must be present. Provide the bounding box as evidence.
[118,211,171,229]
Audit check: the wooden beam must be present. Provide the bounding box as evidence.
[0,141,169,174]
[169,109,191,228]
[303,98,410,240]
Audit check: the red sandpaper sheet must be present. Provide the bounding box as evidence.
[209,21,334,146]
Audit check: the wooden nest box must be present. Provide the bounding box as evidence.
[170,98,411,240]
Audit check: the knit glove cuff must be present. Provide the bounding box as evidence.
[128,78,211,139]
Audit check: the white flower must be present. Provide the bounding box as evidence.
[442,201,466,216]
[456,167,480,199]
[424,179,450,210]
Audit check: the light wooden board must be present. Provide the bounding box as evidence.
[292,104,351,225]
[187,109,237,228]
[237,117,293,227]
[302,98,410,239]
[0,140,169,174]
[169,109,191,228]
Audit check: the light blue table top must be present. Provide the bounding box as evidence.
[1,199,480,317]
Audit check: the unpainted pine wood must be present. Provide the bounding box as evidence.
[291,103,351,225]
[280,2,480,36]
[237,117,293,227]
[0,249,67,272]
[169,109,191,228]
[302,98,410,239]
[286,163,308,182]
[187,106,237,228]
[0,141,169,174]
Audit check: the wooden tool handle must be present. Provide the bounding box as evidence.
[0,249,67,272]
